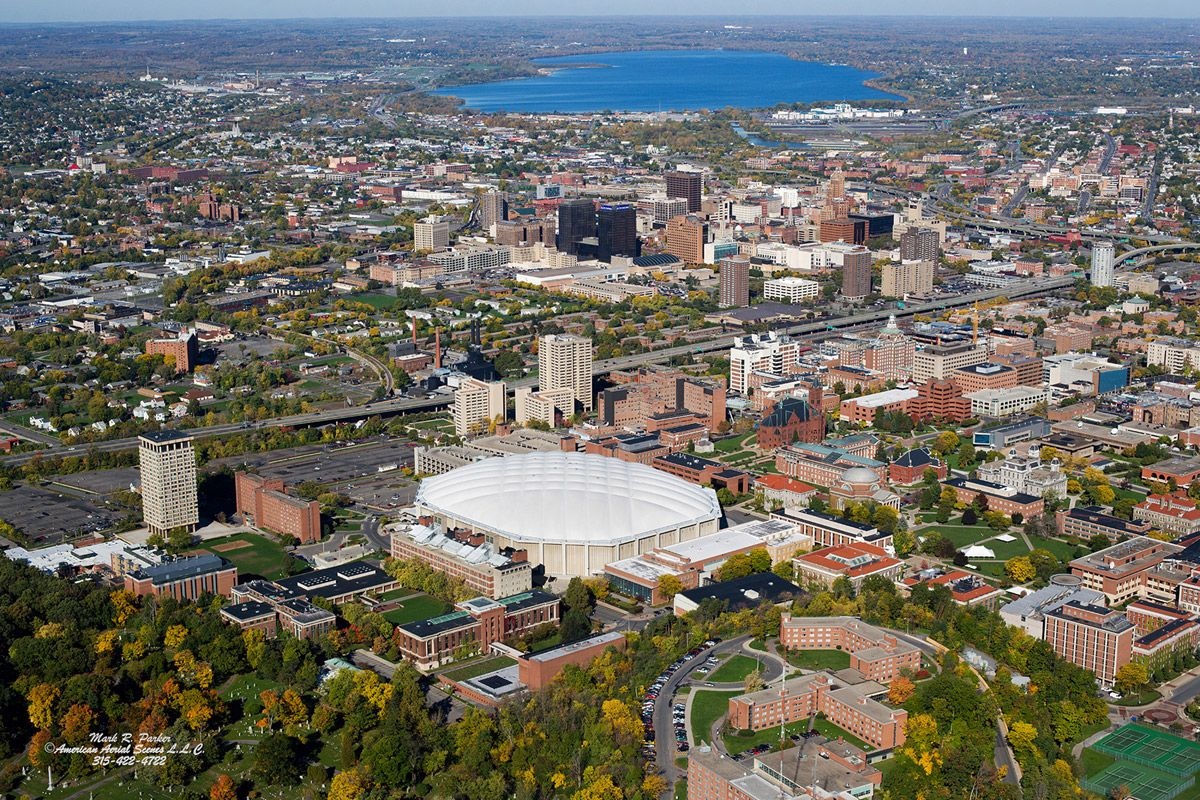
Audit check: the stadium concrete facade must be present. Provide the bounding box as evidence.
[414,452,722,578]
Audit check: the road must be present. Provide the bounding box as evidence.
[653,635,752,788]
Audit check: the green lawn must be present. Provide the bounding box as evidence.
[441,655,516,682]
[1028,535,1079,561]
[749,638,768,652]
[787,649,852,671]
[356,293,398,310]
[725,719,811,753]
[197,532,298,580]
[1080,746,1116,778]
[715,433,755,453]
[708,654,764,683]
[690,690,740,746]
[1111,688,1161,706]
[812,718,871,751]
[968,560,1009,579]
[980,537,1029,560]
[382,593,452,626]
[923,524,994,549]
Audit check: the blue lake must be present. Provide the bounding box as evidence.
[432,49,900,113]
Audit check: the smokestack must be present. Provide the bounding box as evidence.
[434,329,442,369]
[411,318,417,346]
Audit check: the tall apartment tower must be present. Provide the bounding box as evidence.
[718,255,751,308]
[452,377,506,436]
[538,334,594,412]
[841,246,873,301]
[556,198,596,256]
[665,214,707,264]
[900,227,939,262]
[597,203,638,262]
[139,430,199,536]
[414,217,450,252]
[1091,241,1115,288]
[480,191,508,232]
[665,170,702,213]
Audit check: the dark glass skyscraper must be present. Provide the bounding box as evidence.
[596,203,638,262]
[665,170,702,213]
[557,198,596,256]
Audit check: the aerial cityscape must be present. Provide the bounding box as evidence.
[4,5,1200,800]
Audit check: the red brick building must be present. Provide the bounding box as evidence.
[1044,600,1133,689]
[235,472,322,544]
[125,553,237,600]
[756,397,824,450]
[395,591,560,671]
[145,330,199,374]
[888,448,947,484]
[517,631,627,690]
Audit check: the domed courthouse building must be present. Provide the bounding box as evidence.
[414,452,723,579]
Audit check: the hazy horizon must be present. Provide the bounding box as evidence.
[1,0,1197,24]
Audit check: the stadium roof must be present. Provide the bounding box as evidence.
[416,452,721,547]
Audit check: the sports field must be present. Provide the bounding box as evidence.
[1082,725,1200,800]
[194,532,297,580]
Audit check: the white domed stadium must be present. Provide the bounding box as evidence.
[414,451,722,577]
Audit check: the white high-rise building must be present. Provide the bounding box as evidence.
[763,277,820,304]
[538,334,593,412]
[729,332,800,395]
[414,217,450,253]
[138,430,199,536]
[452,378,506,436]
[1090,241,1115,288]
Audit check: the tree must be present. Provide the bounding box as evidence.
[164,624,188,649]
[26,683,59,731]
[209,774,237,800]
[328,767,370,800]
[656,574,683,602]
[744,670,765,693]
[563,577,593,614]
[888,676,916,704]
[932,431,960,456]
[893,528,916,558]
[560,609,592,644]
[1007,721,1039,754]
[252,733,302,786]
[957,440,976,468]
[1005,556,1036,583]
[1114,662,1149,696]
[962,507,978,526]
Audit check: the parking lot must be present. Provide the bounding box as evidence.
[213,438,415,486]
[0,484,116,545]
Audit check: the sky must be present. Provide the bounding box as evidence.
[1,0,1196,23]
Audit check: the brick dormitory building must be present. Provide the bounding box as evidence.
[235,472,322,544]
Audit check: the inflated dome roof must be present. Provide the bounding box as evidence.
[416,452,721,547]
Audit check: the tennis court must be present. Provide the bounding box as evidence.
[1094,725,1200,777]
[1082,761,1192,800]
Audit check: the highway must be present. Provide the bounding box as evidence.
[1,278,1078,466]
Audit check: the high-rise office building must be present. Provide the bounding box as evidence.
[900,227,939,262]
[1091,241,1115,288]
[718,255,751,308]
[556,198,596,256]
[414,217,450,252]
[827,168,846,202]
[840,246,873,300]
[538,334,594,412]
[665,170,702,213]
[452,378,506,436]
[597,203,638,262]
[665,214,707,264]
[139,430,199,536]
[480,191,508,231]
